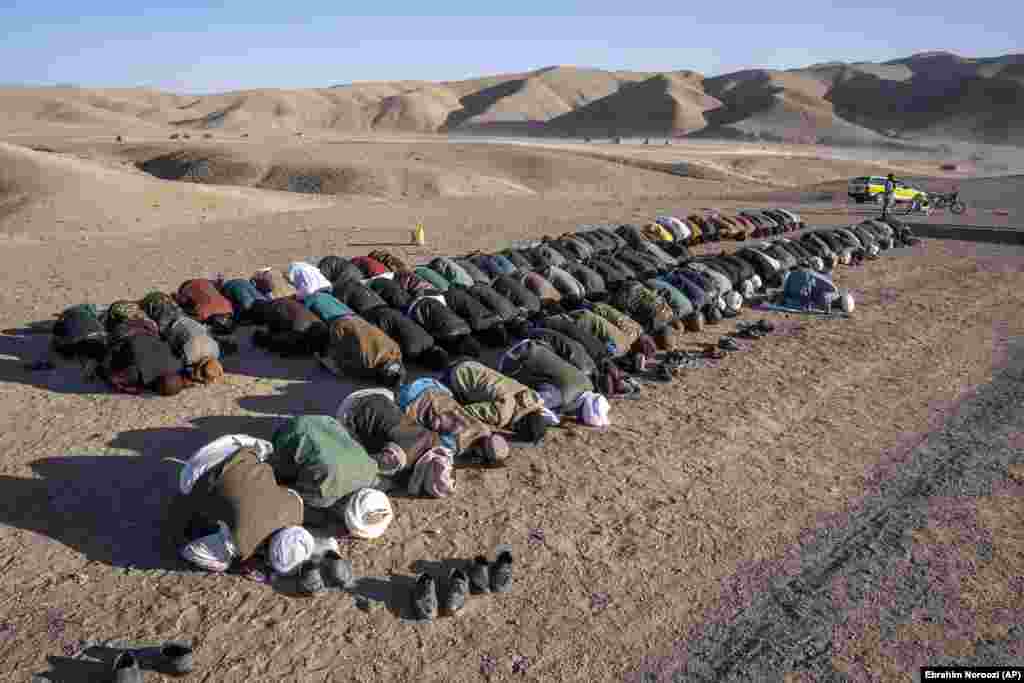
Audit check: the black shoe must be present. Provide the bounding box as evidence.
[754,319,775,334]
[111,652,143,683]
[296,561,325,595]
[321,551,355,589]
[719,337,741,352]
[411,573,439,621]
[490,547,513,593]
[468,556,490,595]
[442,568,470,615]
[155,643,194,676]
[734,324,764,340]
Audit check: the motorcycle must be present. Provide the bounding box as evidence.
[931,190,966,215]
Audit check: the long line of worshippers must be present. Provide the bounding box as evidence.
[46,211,918,586]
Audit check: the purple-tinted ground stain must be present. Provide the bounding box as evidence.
[590,592,611,612]
[479,654,497,676]
[45,609,67,641]
[511,654,531,674]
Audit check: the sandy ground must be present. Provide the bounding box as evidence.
[1,133,1022,682]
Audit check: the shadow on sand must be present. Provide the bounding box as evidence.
[348,574,420,621]
[0,324,111,396]
[0,412,294,572]
[0,454,185,571]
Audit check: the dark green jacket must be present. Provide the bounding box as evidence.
[270,416,380,508]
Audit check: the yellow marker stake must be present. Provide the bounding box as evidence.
[412,223,425,246]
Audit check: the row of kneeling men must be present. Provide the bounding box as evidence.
[47,218,916,395]
[170,359,610,575]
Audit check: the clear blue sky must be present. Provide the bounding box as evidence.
[2,2,1020,93]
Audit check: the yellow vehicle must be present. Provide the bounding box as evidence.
[848,176,928,205]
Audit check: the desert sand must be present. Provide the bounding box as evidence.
[1,90,1022,683]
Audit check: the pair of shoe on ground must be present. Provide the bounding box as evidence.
[412,547,513,621]
[110,643,193,682]
[295,550,355,595]
[724,319,776,346]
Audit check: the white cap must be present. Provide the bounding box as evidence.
[345,488,394,539]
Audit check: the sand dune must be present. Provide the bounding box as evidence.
[3,52,1019,145]
[4,138,760,235]
[0,141,326,237]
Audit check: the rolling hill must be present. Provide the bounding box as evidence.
[1,52,1021,145]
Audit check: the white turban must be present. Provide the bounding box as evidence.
[578,392,611,427]
[286,261,332,300]
[268,526,315,576]
[345,488,394,539]
[750,274,763,291]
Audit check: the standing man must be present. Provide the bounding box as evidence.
[881,173,896,220]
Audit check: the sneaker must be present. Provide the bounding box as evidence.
[411,573,439,621]
[490,547,513,593]
[111,652,143,683]
[468,556,490,595]
[155,643,194,676]
[735,324,764,340]
[442,568,470,615]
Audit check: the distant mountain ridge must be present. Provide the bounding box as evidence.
[3,52,1022,146]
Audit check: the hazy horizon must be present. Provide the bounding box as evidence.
[3,4,1020,94]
